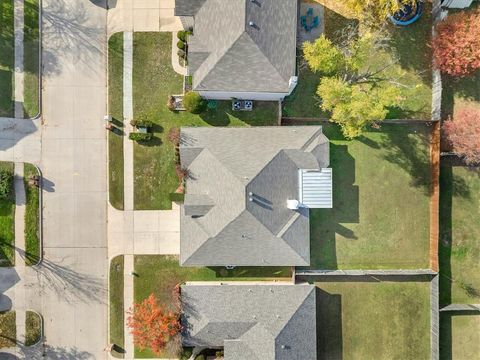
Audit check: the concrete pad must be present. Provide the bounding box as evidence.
[133,9,160,31]
[134,0,161,9]
[158,232,180,254]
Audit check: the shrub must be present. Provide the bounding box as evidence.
[177,49,186,59]
[195,356,205,360]
[0,168,13,199]
[183,91,206,114]
[130,119,154,129]
[177,40,185,50]
[177,30,187,42]
[168,127,180,145]
[443,107,480,165]
[433,8,480,76]
[129,132,153,142]
[167,95,176,111]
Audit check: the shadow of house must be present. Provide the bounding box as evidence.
[315,288,342,360]
[308,144,359,270]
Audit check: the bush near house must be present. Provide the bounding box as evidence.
[183,91,206,114]
[129,133,153,142]
[177,31,187,42]
[177,40,185,50]
[443,108,480,165]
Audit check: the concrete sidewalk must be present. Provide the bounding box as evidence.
[14,0,24,119]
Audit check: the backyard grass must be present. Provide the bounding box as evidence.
[0,0,14,117]
[133,255,291,358]
[283,5,432,120]
[305,123,431,269]
[108,32,124,210]
[439,165,480,305]
[24,163,40,266]
[109,255,125,358]
[440,313,480,360]
[23,0,40,118]
[0,162,15,267]
[132,32,278,210]
[25,310,41,346]
[315,280,431,360]
[0,311,16,348]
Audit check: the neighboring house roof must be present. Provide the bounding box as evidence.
[175,0,297,93]
[179,127,330,266]
[181,284,317,360]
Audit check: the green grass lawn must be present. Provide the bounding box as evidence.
[0,311,16,348]
[283,5,432,120]
[23,0,40,118]
[315,280,431,360]
[24,163,40,266]
[133,255,290,358]
[0,162,15,267]
[305,123,431,270]
[0,0,14,117]
[440,313,480,360]
[108,32,125,210]
[132,32,278,210]
[25,310,41,346]
[109,255,125,358]
[439,165,480,305]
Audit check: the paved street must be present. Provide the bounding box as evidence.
[35,0,108,358]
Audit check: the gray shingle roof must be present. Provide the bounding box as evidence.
[181,284,317,360]
[179,127,329,266]
[175,0,297,93]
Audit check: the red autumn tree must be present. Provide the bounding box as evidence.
[433,8,480,76]
[127,293,181,355]
[443,108,480,165]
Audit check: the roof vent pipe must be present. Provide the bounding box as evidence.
[249,21,255,27]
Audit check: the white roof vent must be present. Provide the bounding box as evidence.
[299,168,333,208]
[287,199,300,210]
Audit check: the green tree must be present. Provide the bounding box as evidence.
[183,91,206,114]
[304,31,406,138]
[343,0,415,25]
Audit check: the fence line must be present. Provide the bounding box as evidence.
[295,269,436,276]
[431,275,440,360]
[440,304,480,312]
[430,122,440,272]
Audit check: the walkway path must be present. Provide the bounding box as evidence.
[14,0,24,119]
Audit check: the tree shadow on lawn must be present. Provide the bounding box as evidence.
[308,144,359,270]
[439,158,478,306]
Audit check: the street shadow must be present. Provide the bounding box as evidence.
[0,268,20,311]
[89,0,107,9]
[316,288,342,360]
[32,258,106,304]
[41,1,106,77]
[42,346,94,359]
[41,177,55,193]
[308,144,359,270]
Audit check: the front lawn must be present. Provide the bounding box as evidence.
[108,32,124,210]
[315,280,431,360]
[23,0,40,118]
[440,313,480,360]
[0,311,16,348]
[283,5,432,120]
[131,32,278,210]
[306,123,431,269]
[24,163,40,266]
[0,162,15,267]
[109,255,125,358]
[0,0,14,117]
[439,165,480,305]
[133,255,291,358]
[25,310,41,346]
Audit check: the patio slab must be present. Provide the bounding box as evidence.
[298,1,325,44]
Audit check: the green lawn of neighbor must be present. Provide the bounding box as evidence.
[0,311,16,348]
[0,0,14,117]
[439,165,480,305]
[24,163,40,266]
[440,313,480,360]
[283,6,432,120]
[305,123,431,270]
[133,255,291,358]
[108,32,124,210]
[315,281,431,360]
[0,162,15,267]
[25,310,41,346]
[132,32,278,210]
[109,255,125,358]
[23,0,40,118]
